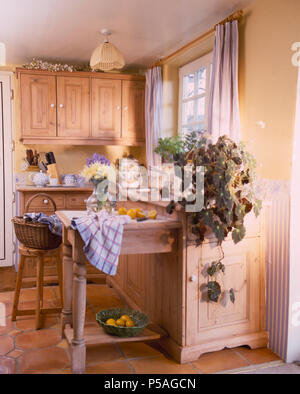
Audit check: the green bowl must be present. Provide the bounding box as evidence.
[96,308,149,337]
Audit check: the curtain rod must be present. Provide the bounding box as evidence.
[151,9,243,68]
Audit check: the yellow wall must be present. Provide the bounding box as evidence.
[161,0,300,180]
[1,65,146,175]
[15,143,145,174]
[239,0,300,180]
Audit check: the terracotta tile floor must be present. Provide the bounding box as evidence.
[0,284,282,374]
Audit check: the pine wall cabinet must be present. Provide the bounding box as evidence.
[17,68,145,146]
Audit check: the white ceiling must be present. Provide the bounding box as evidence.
[0,0,253,70]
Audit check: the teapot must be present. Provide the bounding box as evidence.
[33,171,49,187]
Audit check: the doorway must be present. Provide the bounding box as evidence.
[0,72,14,267]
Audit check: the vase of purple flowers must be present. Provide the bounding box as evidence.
[80,154,115,212]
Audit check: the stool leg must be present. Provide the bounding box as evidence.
[56,252,63,307]
[11,255,25,321]
[36,255,44,330]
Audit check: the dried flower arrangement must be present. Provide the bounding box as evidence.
[22,58,99,73]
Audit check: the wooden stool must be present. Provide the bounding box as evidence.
[12,245,63,329]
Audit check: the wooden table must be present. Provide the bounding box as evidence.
[56,210,182,374]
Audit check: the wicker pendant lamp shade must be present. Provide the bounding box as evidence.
[90,29,125,71]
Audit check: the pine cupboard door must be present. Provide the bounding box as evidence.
[20,74,56,137]
[91,78,121,139]
[57,76,90,137]
[186,238,263,346]
[121,80,145,142]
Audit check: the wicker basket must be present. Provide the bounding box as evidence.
[12,193,62,250]
[96,308,149,337]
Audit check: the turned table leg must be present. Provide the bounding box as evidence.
[71,231,87,374]
[61,242,73,337]
[71,257,87,374]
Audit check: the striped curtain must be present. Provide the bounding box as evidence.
[208,20,241,143]
[145,67,162,168]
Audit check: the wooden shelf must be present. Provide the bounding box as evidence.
[64,323,167,346]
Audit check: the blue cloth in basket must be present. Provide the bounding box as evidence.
[23,213,62,237]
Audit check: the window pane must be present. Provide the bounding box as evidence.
[183,73,194,99]
[182,100,195,124]
[182,123,205,135]
[196,67,206,95]
[195,97,205,122]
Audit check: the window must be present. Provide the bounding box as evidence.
[178,52,213,135]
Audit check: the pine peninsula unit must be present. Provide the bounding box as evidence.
[59,200,267,372]
[108,201,268,364]
[17,68,145,146]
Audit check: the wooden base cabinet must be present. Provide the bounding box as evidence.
[108,203,268,363]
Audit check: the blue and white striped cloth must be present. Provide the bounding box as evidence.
[71,210,131,275]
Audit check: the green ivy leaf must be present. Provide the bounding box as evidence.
[200,210,214,228]
[207,281,221,302]
[207,262,217,276]
[212,221,225,241]
[207,261,225,276]
[229,288,235,304]
[232,225,246,244]
[225,210,233,225]
[234,205,245,221]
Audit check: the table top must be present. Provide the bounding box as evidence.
[56,210,182,231]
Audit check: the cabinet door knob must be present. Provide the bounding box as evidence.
[50,104,55,108]
[116,106,120,110]
[189,275,197,282]
[59,104,64,108]
[124,106,128,111]
[43,199,49,204]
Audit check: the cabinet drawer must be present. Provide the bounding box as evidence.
[24,193,65,213]
[65,193,90,209]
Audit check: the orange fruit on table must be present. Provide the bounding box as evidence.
[118,207,127,215]
[106,318,116,325]
[125,320,135,327]
[120,314,131,322]
[116,318,126,327]
[127,208,136,219]
[136,211,146,219]
[148,209,158,220]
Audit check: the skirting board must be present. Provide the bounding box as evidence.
[159,331,269,364]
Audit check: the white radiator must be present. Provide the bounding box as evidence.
[265,194,290,360]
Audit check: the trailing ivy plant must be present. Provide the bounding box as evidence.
[161,133,262,303]
[206,249,235,303]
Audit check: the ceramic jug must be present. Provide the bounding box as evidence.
[33,171,49,187]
